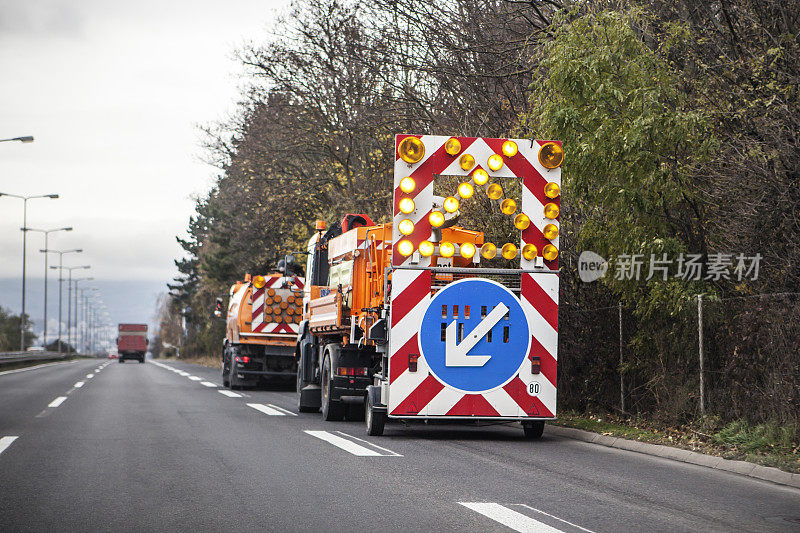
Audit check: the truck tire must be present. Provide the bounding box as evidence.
[365,390,386,436]
[118,358,124,364]
[321,355,343,421]
[222,350,231,388]
[522,421,545,439]
[139,357,144,363]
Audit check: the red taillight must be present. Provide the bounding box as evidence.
[531,356,541,374]
[235,356,250,364]
[408,354,419,372]
[336,367,368,377]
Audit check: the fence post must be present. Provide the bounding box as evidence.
[698,294,705,416]
[619,301,625,415]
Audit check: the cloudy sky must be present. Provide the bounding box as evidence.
[0,0,284,341]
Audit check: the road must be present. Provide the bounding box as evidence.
[1,359,798,532]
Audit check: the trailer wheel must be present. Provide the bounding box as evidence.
[118,358,124,364]
[321,355,343,421]
[365,392,386,436]
[522,421,545,439]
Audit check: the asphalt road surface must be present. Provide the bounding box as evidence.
[1,358,798,532]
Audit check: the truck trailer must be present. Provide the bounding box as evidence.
[117,323,148,363]
[296,135,562,437]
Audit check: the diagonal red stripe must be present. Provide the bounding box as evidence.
[251,304,264,319]
[521,274,559,331]
[390,374,444,416]
[445,394,500,417]
[253,287,265,299]
[390,270,431,327]
[389,333,418,383]
[503,376,554,417]
[527,335,557,389]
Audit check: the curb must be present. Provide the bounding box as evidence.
[547,425,800,490]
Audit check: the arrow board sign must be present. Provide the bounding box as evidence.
[420,278,530,394]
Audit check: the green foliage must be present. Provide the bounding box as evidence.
[0,307,36,351]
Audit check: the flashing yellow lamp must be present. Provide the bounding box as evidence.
[500,198,517,215]
[502,140,518,157]
[443,196,460,213]
[439,241,455,258]
[514,213,531,230]
[399,177,416,194]
[457,182,474,199]
[398,137,425,164]
[487,154,504,171]
[459,153,475,171]
[445,137,462,156]
[419,240,435,257]
[501,243,518,260]
[481,242,497,259]
[545,182,560,199]
[487,183,503,200]
[459,242,476,259]
[538,142,563,169]
[543,223,559,240]
[399,197,415,214]
[544,202,560,219]
[521,243,538,261]
[543,244,559,261]
[429,211,445,228]
[398,219,415,236]
[253,275,266,289]
[472,168,489,185]
[397,239,415,256]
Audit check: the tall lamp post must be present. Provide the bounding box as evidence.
[55,266,90,352]
[0,192,60,350]
[73,277,93,353]
[27,227,72,347]
[46,250,82,352]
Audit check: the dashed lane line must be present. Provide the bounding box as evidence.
[200,381,217,388]
[86,374,94,379]
[459,503,568,533]
[218,390,242,398]
[188,376,202,381]
[74,381,84,388]
[334,431,402,456]
[515,505,596,533]
[48,396,67,408]
[0,436,19,456]
[303,430,402,457]
[247,403,286,416]
[267,404,298,416]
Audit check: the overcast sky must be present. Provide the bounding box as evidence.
[0,0,285,340]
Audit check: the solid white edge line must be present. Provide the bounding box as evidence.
[218,390,242,398]
[200,381,217,387]
[266,404,298,416]
[458,503,564,533]
[48,396,67,408]
[334,431,402,456]
[0,436,19,455]
[0,360,78,377]
[246,403,286,416]
[74,382,84,388]
[303,430,383,457]
[516,505,596,533]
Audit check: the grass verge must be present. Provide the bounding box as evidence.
[553,411,800,474]
[157,355,222,369]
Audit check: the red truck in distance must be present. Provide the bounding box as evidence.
[117,324,148,363]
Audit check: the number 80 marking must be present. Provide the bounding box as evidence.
[528,382,540,395]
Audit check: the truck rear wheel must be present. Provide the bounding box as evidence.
[365,390,386,436]
[321,355,343,421]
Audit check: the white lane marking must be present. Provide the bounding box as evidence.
[218,390,242,398]
[459,503,564,533]
[86,374,94,379]
[516,505,596,533]
[247,403,286,416]
[200,381,217,388]
[178,372,190,377]
[334,431,402,456]
[188,376,202,381]
[48,396,68,408]
[0,436,19,455]
[74,381,84,388]
[304,430,384,457]
[0,360,78,376]
[266,404,298,416]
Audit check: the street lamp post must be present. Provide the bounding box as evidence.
[27,227,72,347]
[46,250,82,352]
[0,192,60,350]
[73,277,93,353]
[56,266,89,352]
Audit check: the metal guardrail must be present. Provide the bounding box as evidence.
[0,351,69,366]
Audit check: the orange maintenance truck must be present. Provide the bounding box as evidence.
[220,266,305,388]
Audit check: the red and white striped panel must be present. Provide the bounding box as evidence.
[388,136,559,419]
[251,276,305,334]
